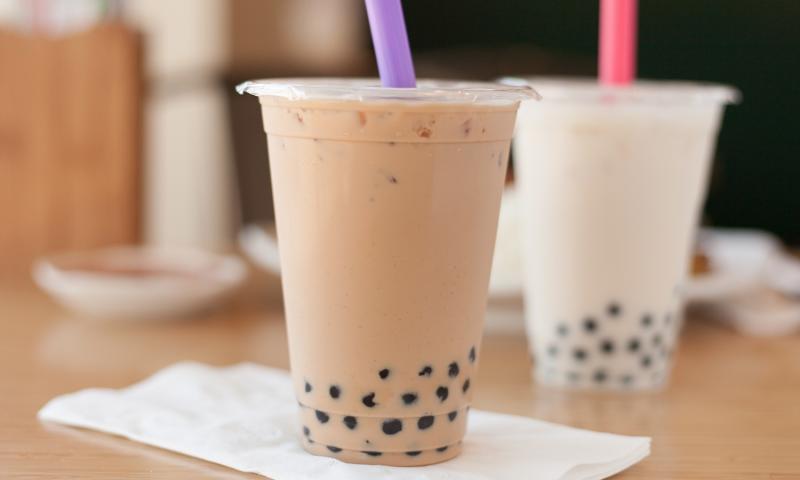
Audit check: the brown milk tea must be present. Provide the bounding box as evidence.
[243,79,533,466]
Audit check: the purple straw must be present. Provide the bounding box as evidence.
[364,0,417,88]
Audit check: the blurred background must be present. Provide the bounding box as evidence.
[1,0,798,274]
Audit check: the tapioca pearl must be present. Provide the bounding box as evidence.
[583,317,598,333]
[641,355,653,368]
[547,344,559,357]
[436,386,449,402]
[573,348,588,361]
[419,365,433,377]
[315,410,329,423]
[627,338,641,353]
[448,362,460,378]
[641,314,653,328]
[363,451,382,457]
[566,371,581,383]
[362,393,377,408]
[304,381,312,393]
[379,368,390,380]
[469,346,477,363]
[448,410,458,421]
[302,426,310,437]
[329,385,341,399]
[418,415,435,430]
[436,446,449,453]
[402,392,418,405]
[607,302,622,317]
[556,323,569,337]
[600,339,615,354]
[462,378,470,393]
[621,374,635,386]
[593,369,608,383]
[382,419,403,435]
[406,451,422,457]
[327,445,342,453]
[343,416,358,430]
[653,334,663,347]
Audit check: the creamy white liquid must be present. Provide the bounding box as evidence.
[514,97,724,390]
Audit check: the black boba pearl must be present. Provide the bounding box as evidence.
[621,374,635,386]
[382,419,403,435]
[547,344,559,357]
[315,410,329,423]
[608,302,622,317]
[327,445,342,453]
[379,368,390,380]
[436,446,449,453]
[583,317,598,333]
[469,346,477,363]
[448,362,460,378]
[641,355,652,368]
[462,378,470,393]
[628,338,641,352]
[402,392,418,405]
[600,339,615,354]
[302,426,310,437]
[406,451,422,457]
[448,410,458,421]
[567,371,581,383]
[653,334,663,347]
[343,416,358,430]
[418,415,435,430]
[556,323,569,337]
[363,451,382,457]
[573,348,588,361]
[329,385,341,399]
[436,386,449,402]
[641,314,653,327]
[419,365,433,377]
[362,393,377,408]
[593,370,608,383]
[304,381,312,393]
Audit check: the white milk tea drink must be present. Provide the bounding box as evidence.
[239,79,535,465]
[512,79,737,391]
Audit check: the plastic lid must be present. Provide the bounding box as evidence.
[501,77,740,105]
[237,78,539,105]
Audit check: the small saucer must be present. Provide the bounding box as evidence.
[33,246,247,321]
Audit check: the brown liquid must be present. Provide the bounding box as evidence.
[260,97,519,466]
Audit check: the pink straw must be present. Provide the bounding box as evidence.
[599,0,638,86]
[364,0,417,88]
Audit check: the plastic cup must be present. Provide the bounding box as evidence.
[510,78,738,391]
[238,79,535,465]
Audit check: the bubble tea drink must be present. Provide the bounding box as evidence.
[512,79,737,390]
[239,79,534,465]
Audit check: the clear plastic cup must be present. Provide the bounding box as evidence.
[239,79,536,465]
[509,78,738,391]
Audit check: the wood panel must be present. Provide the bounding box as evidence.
[0,24,141,275]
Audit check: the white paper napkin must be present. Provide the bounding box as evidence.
[38,362,650,480]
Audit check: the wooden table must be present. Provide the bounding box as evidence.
[1,271,799,479]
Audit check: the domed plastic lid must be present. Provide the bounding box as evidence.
[237,78,539,105]
[501,77,739,105]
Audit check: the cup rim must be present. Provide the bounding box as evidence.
[500,76,740,105]
[236,77,540,104]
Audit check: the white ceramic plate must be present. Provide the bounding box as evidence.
[33,246,247,321]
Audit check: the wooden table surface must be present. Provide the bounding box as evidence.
[1,271,799,479]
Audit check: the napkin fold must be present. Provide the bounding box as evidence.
[39,362,650,480]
